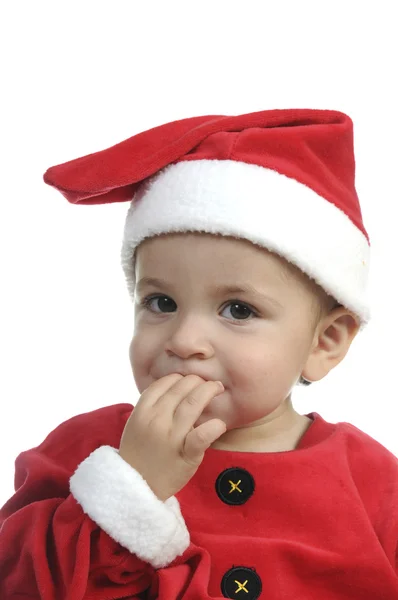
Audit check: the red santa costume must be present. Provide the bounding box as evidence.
[2,109,397,600]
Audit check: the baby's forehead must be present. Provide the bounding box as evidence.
[137,231,279,263]
[135,232,300,286]
[138,231,278,258]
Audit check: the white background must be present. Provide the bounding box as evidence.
[1,1,397,508]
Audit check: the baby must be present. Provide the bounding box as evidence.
[1,109,398,600]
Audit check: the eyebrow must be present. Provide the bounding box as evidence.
[136,277,283,309]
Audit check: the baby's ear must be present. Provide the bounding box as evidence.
[302,308,360,382]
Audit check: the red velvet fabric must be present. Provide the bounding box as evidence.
[1,404,398,599]
[42,108,368,242]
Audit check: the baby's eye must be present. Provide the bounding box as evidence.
[141,295,176,313]
[220,301,256,321]
[140,295,256,321]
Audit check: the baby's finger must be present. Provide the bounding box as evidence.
[135,373,183,410]
[173,380,224,431]
[183,419,227,464]
[154,374,212,415]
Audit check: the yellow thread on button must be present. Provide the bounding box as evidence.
[234,579,249,593]
[229,479,242,493]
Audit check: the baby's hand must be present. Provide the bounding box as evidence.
[119,374,226,501]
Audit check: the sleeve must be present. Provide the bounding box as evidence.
[0,404,191,600]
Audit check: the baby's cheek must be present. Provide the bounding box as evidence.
[130,347,149,389]
[128,338,135,365]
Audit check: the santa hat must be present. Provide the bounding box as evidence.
[43,108,371,330]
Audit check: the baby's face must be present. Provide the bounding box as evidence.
[130,232,319,435]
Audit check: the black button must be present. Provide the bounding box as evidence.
[221,566,262,599]
[215,467,255,505]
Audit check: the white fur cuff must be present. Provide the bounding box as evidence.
[69,445,190,569]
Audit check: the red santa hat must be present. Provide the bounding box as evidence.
[44,108,371,329]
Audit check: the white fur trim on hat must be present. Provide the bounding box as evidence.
[69,445,190,569]
[121,159,371,329]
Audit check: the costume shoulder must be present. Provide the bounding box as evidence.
[338,419,398,470]
[10,403,133,502]
[336,419,398,540]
